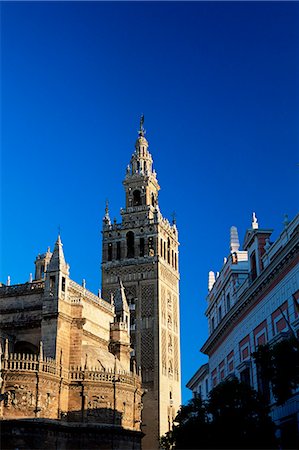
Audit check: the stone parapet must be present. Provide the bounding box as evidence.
[1,352,143,432]
[69,280,113,313]
[0,281,45,298]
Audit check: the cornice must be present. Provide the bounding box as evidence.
[201,227,299,355]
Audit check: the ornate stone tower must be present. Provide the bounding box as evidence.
[101,117,181,449]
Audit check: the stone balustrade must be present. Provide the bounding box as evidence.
[1,353,140,385]
[0,281,45,297]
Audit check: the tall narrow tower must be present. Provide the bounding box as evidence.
[101,118,181,449]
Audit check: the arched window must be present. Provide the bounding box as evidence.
[163,241,166,259]
[126,231,135,258]
[174,253,177,270]
[160,239,163,256]
[148,237,154,256]
[167,238,170,264]
[108,243,113,261]
[151,193,155,207]
[133,190,142,206]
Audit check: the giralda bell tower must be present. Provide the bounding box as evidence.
[101,117,181,449]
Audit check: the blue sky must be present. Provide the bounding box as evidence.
[1,1,298,403]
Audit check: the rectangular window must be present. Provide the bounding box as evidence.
[271,301,288,336]
[61,277,65,292]
[211,368,217,387]
[219,360,225,380]
[253,320,268,348]
[205,378,209,394]
[242,347,249,360]
[239,335,250,361]
[257,334,266,346]
[276,317,287,333]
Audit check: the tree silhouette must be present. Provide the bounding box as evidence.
[161,378,277,449]
[253,336,299,405]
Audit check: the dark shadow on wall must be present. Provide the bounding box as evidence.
[0,408,143,450]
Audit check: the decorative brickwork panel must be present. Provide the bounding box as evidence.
[141,284,154,317]
[125,285,137,299]
[168,333,173,355]
[168,356,173,379]
[173,295,178,333]
[174,335,179,381]
[141,330,154,372]
[110,266,154,277]
[162,328,167,375]
[161,286,166,325]
[160,265,177,287]
[167,291,172,310]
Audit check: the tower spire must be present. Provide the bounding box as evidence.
[103,199,111,226]
[138,114,145,137]
[48,234,69,274]
[113,276,130,324]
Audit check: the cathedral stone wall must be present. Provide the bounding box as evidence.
[0,236,144,449]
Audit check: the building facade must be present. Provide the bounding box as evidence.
[101,119,181,448]
[0,236,143,449]
[187,213,299,448]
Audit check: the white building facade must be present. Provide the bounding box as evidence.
[188,213,299,448]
